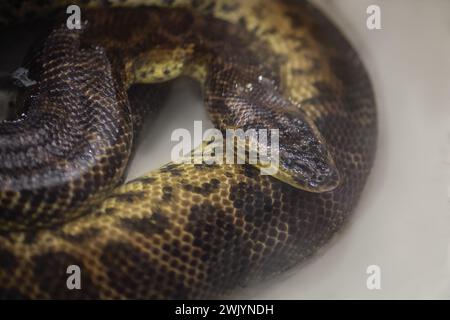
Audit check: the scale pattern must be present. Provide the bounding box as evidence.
[0,0,377,299]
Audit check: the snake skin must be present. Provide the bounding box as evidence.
[0,0,377,299]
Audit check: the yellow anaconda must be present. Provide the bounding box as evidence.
[0,0,377,299]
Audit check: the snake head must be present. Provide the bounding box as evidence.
[270,111,340,193]
[241,106,340,193]
[219,75,341,193]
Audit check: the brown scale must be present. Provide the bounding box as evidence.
[0,0,376,299]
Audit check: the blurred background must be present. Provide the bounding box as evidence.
[1,0,449,299]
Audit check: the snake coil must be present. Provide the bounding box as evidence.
[0,0,376,299]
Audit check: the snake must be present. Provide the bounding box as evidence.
[0,0,377,299]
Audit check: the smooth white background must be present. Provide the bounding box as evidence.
[128,0,450,299]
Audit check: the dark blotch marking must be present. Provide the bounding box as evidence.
[105,207,117,215]
[162,185,173,202]
[242,165,258,178]
[23,230,40,245]
[0,248,18,272]
[182,179,220,196]
[160,163,183,176]
[285,10,304,28]
[194,163,220,170]
[130,176,157,185]
[185,202,254,294]
[238,16,247,28]
[110,191,146,203]
[100,241,190,299]
[120,211,170,237]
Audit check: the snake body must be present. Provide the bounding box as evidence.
[0,0,377,299]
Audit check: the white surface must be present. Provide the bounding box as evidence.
[128,0,450,299]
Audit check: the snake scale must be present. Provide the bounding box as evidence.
[0,0,377,299]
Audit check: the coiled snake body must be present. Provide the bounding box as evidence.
[0,0,377,299]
